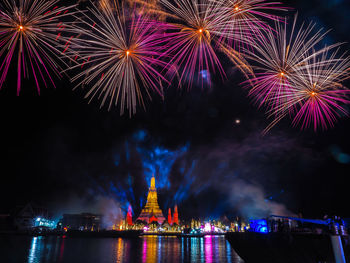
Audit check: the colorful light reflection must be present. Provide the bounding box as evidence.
[204,235,213,263]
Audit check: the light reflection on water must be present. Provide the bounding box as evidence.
[0,235,243,263]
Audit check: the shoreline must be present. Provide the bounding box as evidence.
[0,230,226,238]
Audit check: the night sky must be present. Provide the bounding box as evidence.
[1,0,350,222]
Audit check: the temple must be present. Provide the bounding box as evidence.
[137,176,165,224]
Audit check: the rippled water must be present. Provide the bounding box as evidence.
[0,235,244,263]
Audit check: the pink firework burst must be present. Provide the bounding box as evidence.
[245,15,335,111]
[158,0,228,88]
[0,0,73,94]
[244,15,350,131]
[267,48,350,131]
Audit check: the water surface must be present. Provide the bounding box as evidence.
[0,235,244,263]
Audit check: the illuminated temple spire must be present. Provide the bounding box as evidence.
[137,175,165,224]
[173,205,179,225]
[127,204,133,226]
[168,208,172,225]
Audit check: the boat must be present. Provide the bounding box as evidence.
[226,216,350,263]
[226,232,350,262]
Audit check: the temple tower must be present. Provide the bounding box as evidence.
[168,208,172,225]
[137,176,165,224]
[173,205,179,225]
[126,204,133,226]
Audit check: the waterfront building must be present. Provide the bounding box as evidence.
[137,176,165,224]
[11,203,50,231]
[191,219,202,229]
[116,219,127,230]
[60,213,101,231]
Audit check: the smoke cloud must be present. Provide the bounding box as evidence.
[46,127,322,221]
[229,180,293,219]
[52,194,123,229]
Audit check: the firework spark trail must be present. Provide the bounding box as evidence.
[219,42,254,83]
[264,48,350,132]
[126,0,176,20]
[158,0,242,88]
[0,0,73,94]
[65,2,170,116]
[211,0,289,49]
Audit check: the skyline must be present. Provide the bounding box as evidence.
[1,0,350,222]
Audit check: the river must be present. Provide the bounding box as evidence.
[0,235,244,263]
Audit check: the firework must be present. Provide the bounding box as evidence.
[158,0,232,88]
[65,3,170,116]
[265,48,350,131]
[0,0,73,94]
[212,0,288,48]
[245,15,337,111]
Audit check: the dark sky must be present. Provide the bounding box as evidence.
[1,0,350,221]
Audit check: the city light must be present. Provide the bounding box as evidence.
[35,217,56,229]
[249,219,268,234]
[204,222,212,232]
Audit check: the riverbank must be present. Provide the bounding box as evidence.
[0,230,226,238]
